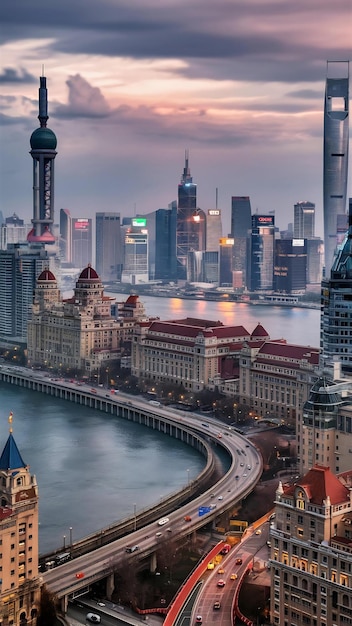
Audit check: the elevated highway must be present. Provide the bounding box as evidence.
[0,365,263,607]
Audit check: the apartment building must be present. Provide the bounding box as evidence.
[270,464,352,626]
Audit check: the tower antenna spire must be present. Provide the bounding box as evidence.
[38,75,48,128]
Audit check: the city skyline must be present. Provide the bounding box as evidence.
[0,0,351,237]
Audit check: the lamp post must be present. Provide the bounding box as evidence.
[69,527,73,545]
[63,535,66,549]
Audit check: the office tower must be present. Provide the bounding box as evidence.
[59,208,72,263]
[230,196,252,238]
[320,199,352,376]
[187,250,219,284]
[306,239,324,285]
[0,243,49,340]
[323,61,349,272]
[96,212,122,282]
[231,196,252,288]
[154,205,177,281]
[206,209,222,252]
[249,215,275,291]
[294,201,315,239]
[0,414,40,626]
[176,152,206,280]
[71,218,92,268]
[219,237,234,287]
[274,239,307,293]
[27,76,57,245]
[270,464,352,626]
[121,219,149,284]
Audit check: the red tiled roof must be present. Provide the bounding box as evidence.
[295,465,349,505]
[258,342,319,363]
[37,269,57,282]
[251,323,269,338]
[125,295,139,306]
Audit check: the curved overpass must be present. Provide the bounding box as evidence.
[0,366,262,604]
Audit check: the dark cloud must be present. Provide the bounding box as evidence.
[0,68,36,84]
[0,0,350,84]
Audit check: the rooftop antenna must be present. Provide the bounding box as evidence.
[215,187,218,210]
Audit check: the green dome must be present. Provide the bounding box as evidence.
[30,127,57,151]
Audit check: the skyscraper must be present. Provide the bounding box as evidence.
[71,218,92,268]
[206,209,222,252]
[59,208,72,263]
[293,201,315,239]
[323,61,349,272]
[249,215,275,291]
[121,219,149,284]
[219,237,234,287]
[155,204,177,281]
[320,199,352,376]
[96,212,122,282]
[231,196,252,288]
[176,152,206,280]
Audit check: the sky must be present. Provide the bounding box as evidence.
[0,0,351,238]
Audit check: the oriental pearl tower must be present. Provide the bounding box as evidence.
[27,76,57,244]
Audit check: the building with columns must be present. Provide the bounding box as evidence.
[0,415,40,626]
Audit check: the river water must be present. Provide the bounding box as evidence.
[1,296,320,553]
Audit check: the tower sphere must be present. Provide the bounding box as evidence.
[30,127,57,151]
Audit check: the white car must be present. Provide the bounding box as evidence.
[157,517,170,526]
[86,614,101,623]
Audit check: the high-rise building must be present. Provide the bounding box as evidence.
[249,215,275,291]
[0,243,49,341]
[121,219,149,284]
[27,76,57,246]
[154,204,177,281]
[274,239,307,293]
[0,414,40,626]
[270,464,352,626]
[320,199,352,376]
[71,218,92,268]
[230,196,252,288]
[294,201,315,239]
[96,212,122,283]
[0,214,31,250]
[176,152,206,280]
[59,208,72,263]
[323,61,349,272]
[206,209,222,252]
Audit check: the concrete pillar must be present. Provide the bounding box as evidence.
[149,551,157,573]
[106,573,114,599]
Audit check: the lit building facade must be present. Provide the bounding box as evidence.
[71,218,92,269]
[270,465,352,626]
[121,219,149,284]
[323,61,349,272]
[219,237,234,287]
[274,239,307,293]
[231,196,252,288]
[249,214,275,291]
[0,415,40,626]
[96,212,122,283]
[206,209,222,252]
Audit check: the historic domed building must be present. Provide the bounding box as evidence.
[27,265,122,374]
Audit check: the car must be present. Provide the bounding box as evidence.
[86,614,101,624]
[210,503,217,509]
[217,567,225,574]
[96,602,105,607]
[247,465,251,470]
[240,462,244,467]
[217,579,225,587]
[243,473,247,477]
[235,558,243,565]
[207,561,215,570]
[75,572,84,579]
[157,517,170,526]
[166,528,172,533]
[218,495,223,500]
[235,475,239,479]
[230,573,238,580]
[245,444,250,447]
[195,616,202,624]
[220,544,231,555]
[125,545,139,553]
[155,532,162,538]
[184,515,192,522]
[213,601,221,610]
[255,529,262,535]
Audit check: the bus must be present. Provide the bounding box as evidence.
[54,552,71,565]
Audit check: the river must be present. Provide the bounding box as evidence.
[1,296,320,553]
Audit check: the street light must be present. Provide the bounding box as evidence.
[63,535,66,549]
[69,527,73,545]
